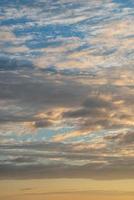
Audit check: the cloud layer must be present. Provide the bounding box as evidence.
[0,0,134,179]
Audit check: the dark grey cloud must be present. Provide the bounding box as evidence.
[0,135,133,180]
[0,71,90,107]
[0,65,133,131]
[83,96,112,109]
[105,131,134,145]
[0,70,92,128]
[0,160,134,180]
[1,156,36,164]
[0,64,133,180]
[0,56,35,71]
[62,107,108,118]
[0,67,133,181]
[33,119,53,128]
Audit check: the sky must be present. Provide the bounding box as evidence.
[0,0,134,199]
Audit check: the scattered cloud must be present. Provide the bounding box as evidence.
[0,0,134,180]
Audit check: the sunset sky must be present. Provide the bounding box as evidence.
[0,0,134,199]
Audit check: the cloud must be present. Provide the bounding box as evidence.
[0,29,16,41]
[0,159,134,180]
[1,0,134,71]
[21,191,134,198]
[0,126,133,179]
[105,130,134,146]
[0,67,133,147]
[0,56,34,70]
[0,0,134,180]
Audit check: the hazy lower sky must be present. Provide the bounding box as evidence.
[0,0,134,199]
[0,179,134,200]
